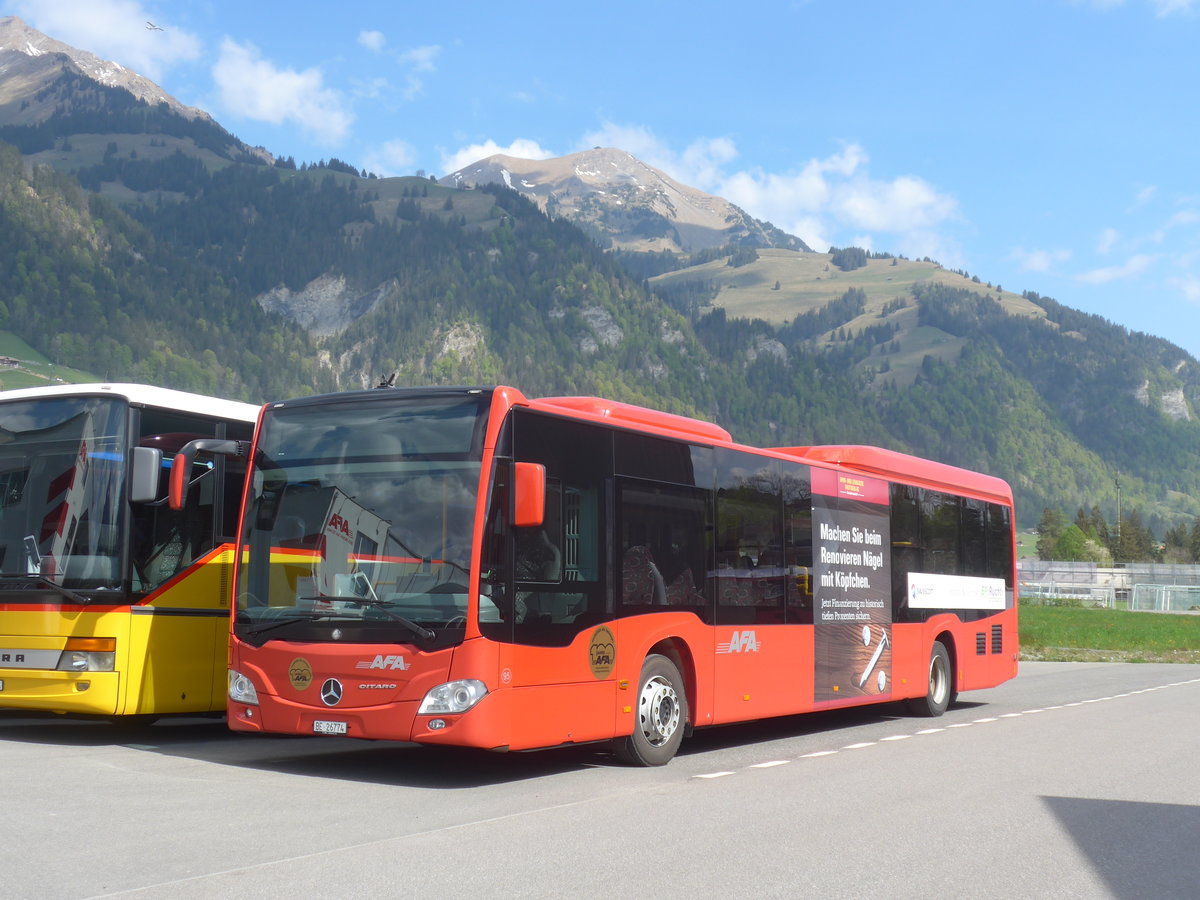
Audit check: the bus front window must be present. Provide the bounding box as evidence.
[235,392,489,646]
[0,397,127,592]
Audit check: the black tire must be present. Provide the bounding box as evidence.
[615,654,688,766]
[907,640,953,717]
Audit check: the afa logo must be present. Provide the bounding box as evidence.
[355,654,410,671]
[327,513,352,538]
[588,626,616,679]
[288,657,313,690]
[717,630,761,653]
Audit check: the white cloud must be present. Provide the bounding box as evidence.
[362,139,416,178]
[392,45,442,101]
[10,0,201,81]
[1011,247,1072,272]
[1168,274,1200,303]
[833,174,956,233]
[579,122,677,171]
[574,124,951,256]
[351,76,390,100]
[358,30,386,53]
[1076,253,1157,284]
[1149,210,1199,243]
[712,144,957,260]
[443,122,960,262]
[399,45,440,72]
[1131,185,1158,209]
[1070,0,1194,13]
[1096,227,1119,254]
[1148,0,1194,15]
[1165,210,1200,228]
[211,38,353,144]
[439,138,556,176]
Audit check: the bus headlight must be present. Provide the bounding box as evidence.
[228,669,259,705]
[418,679,487,715]
[56,638,115,672]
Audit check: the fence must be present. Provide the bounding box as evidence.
[1129,583,1200,612]
[1017,561,1200,612]
[1019,582,1115,608]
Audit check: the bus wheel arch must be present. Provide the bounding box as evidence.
[907,635,956,717]
[646,637,696,731]
[615,647,690,766]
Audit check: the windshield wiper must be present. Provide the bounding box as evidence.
[350,597,437,644]
[0,572,92,605]
[347,570,436,644]
[243,611,339,637]
[249,598,437,646]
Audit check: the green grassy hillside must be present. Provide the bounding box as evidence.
[651,251,1049,387]
[652,251,1041,323]
[0,332,95,390]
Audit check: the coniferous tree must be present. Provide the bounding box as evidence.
[1036,508,1066,560]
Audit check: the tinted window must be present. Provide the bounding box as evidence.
[484,411,612,647]
[618,479,711,620]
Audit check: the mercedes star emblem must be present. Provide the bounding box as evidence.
[320,678,343,707]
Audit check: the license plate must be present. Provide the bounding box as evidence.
[313,720,347,735]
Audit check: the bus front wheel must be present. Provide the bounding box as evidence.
[615,654,688,766]
[907,640,953,717]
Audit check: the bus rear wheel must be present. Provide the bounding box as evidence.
[907,640,952,717]
[615,654,687,766]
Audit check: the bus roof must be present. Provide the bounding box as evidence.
[0,383,261,422]
[531,396,733,444]
[517,391,1011,503]
[252,385,1013,504]
[773,444,1013,505]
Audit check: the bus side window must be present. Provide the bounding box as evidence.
[130,408,250,592]
[783,464,813,623]
[495,410,613,647]
[130,442,212,590]
[618,480,709,616]
[890,484,922,619]
[715,449,787,625]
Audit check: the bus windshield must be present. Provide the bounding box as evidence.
[235,392,490,644]
[0,396,128,592]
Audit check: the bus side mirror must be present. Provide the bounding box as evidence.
[513,462,546,528]
[129,447,163,504]
[169,439,247,511]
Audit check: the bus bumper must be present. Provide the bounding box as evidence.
[0,669,121,716]
[228,688,512,749]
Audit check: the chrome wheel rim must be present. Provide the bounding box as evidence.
[637,675,681,747]
[929,653,949,705]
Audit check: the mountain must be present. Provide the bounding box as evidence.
[1,19,1199,538]
[0,16,204,122]
[0,15,271,176]
[441,147,810,254]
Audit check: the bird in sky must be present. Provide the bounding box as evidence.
[145,21,163,31]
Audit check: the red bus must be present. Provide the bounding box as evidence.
[176,386,1017,765]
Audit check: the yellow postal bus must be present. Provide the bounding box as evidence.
[0,383,258,719]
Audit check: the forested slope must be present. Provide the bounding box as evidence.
[4,136,1199,531]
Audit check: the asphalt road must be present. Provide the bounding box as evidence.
[2,661,1198,899]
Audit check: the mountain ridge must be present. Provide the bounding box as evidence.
[442,147,811,255]
[0,16,207,123]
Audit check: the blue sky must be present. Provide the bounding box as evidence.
[6,0,1200,359]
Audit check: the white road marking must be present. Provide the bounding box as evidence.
[709,677,1200,781]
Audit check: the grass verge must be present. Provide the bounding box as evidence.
[1019,605,1200,663]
